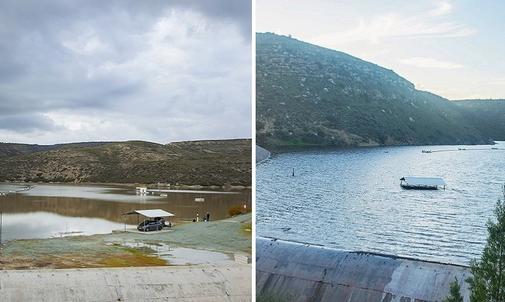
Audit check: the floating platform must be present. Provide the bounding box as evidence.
[400,176,446,190]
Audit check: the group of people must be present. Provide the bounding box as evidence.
[193,212,210,222]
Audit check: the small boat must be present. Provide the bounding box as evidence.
[421,150,432,153]
[400,176,446,190]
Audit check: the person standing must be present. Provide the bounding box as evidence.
[206,212,210,222]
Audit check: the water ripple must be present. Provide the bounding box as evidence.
[257,143,505,265]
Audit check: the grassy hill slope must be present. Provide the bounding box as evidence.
[256,33,491,150]
[0,139,251,186]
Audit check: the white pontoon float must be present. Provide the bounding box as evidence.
[400,176,446,190]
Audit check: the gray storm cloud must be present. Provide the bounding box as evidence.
[0,0,251,144]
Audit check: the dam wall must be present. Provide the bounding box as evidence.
[256,145,271,163]
[0,264,251,302]
[257,237,471,302]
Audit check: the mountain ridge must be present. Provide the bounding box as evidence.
[256,32,495,150]
[453,99,505,141]
[0,139,251,186]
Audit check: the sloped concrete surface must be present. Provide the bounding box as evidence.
[0,264,251,302]
[256,146,271,163]
[257,237,471,302]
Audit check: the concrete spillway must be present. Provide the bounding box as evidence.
[0,264,251,301]
[257,237,471,302]
[256,145,271,163]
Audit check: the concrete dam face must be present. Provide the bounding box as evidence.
[256,237,471,302]
[256,145,271,163]
[0,265,251,302]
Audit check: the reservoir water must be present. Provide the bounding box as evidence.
[257,142,505,265]
[0,184,250,241]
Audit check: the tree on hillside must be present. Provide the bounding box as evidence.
[444,278,464,302]
[467,185,505,302]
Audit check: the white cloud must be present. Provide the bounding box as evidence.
[430,1,453,16]
[313,1,474,47]
[400,57,464,69]
[62,31,110,55]
[0,3,251,144]
[314,14,475,46]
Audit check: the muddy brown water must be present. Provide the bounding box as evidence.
[0,183,251,241]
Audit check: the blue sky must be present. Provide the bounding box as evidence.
[257,0,505,100]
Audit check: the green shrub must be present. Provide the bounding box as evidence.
[443,278,463,302]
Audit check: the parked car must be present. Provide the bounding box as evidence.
[137,219,164,232]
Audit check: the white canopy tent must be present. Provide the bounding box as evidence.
[123,209,175,231]
[130,209,175,218]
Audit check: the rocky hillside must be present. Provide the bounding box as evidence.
[256,33,492,150]
[453,99,505,141]
[0,139,251,186]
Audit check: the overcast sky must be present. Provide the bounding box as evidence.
[0,0,251,144]
[257,0,505,100]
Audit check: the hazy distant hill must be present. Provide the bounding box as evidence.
[453,99,505,141]
[0,142,109,158]
[0,139,251,186]
[256,33,491,150]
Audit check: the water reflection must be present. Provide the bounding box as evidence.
[122,241,233,265]
[0,212,130,241]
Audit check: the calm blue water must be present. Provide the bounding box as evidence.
[256,142,505,265]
